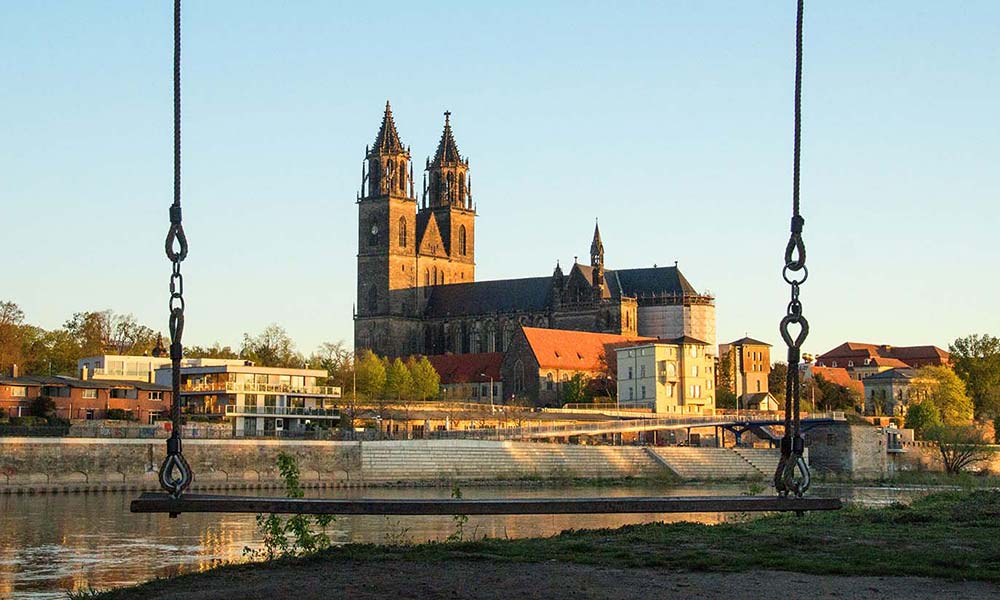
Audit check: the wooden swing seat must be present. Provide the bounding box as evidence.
[131,492,842,515]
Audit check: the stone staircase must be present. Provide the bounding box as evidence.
[360,440,664,482]
[646,447,770,480]
[734,448,782,476]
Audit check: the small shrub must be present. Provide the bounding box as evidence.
[446,483,469,543]
[243,452,335,561]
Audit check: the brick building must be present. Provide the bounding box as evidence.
[718,337,772,406]
[427,352,503,404]
[499,326,651,406]
[0,372,170,422]
[816,342,950,372]
[354,103,716,359]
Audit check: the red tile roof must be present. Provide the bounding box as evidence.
[809,366,864,395]
[426,353,503,384]
[817,342,950,368]
[521,327,655,372]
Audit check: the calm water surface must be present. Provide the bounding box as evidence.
[0,483,939,599]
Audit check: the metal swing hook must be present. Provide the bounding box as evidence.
[158,441,193,498]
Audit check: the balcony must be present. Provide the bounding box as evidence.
[183,382,342,397]
[224,405,341,418]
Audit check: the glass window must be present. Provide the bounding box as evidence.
[10,386,26,397]
[82,389,97,399]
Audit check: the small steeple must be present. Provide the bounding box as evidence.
[590,220,605,294]
[431,111,463,166]
[425,111,470,208]
[590,220,604,268]
[151,334,166,358]
[372,101,405,155]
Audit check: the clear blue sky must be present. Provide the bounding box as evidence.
[2,1,998,358]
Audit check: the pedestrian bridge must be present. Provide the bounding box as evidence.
[431,412,846,441]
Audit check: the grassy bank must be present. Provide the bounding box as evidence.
[83,490,1000,598]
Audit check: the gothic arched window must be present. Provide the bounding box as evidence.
[367,286,378,312]
[398,159,406,192]
[424,269,430,286]
[458,225,467,256]
[458,173,466,200]
[398,217,407,247]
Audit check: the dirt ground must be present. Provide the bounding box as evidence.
[105,561,1000,600]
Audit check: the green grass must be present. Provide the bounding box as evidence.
[319,490,1000,580]
[88,490,1000,598]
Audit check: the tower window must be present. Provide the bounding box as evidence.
[398,217,407,247]
[433,266,438,286]
[398,159,406,192]
[425,269,430,286]
[368,286,378,311]
[459,225,467,256]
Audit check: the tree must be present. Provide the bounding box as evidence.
[910,366,974,426]
[950,334,1000,419]
[384,358,414,401]
[0,300,26,369]
[64,310,159,356]
[768,362,788,402]
[354,350,385,401]
[716,389,737,410]
[28,396,56,419]
[408,356,440,401]
[717,351,735,395]
[309,341,353,389]
[20,327,80,376]
[592,350,616,402]
[560,373,592,405]
[904,401,942,439]
[813,374,859,412]
[240,324,305,368]
[926,424,997,474]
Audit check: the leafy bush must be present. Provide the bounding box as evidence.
[243,452,334,561]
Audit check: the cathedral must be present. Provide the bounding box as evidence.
[354,103,716,358]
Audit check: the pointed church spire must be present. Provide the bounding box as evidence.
[372,100,404,155]
[590,220,604,268]
[431,110,463,166]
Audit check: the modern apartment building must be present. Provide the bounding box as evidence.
[616,337,715,415]
[153,362,341,435]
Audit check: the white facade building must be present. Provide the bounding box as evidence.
[616,337,715,415]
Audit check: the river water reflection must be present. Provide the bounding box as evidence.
[0,483,940,599]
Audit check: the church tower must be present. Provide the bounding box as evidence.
[420,112,476,284]
[355,102,420,356]
[590,221,605,296]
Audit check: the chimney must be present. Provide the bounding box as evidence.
[10,364,18,378]
[81,365,90,380]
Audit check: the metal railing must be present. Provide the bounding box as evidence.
[432,412,846,441]
[182,382,342,396]
[225,405,340,417]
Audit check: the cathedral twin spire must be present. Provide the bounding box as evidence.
[363,102,472,211]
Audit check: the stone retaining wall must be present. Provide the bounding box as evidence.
[0,438,670,493]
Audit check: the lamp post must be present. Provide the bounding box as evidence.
[479,372,494,412]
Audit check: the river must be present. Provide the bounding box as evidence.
[0,483,941,599]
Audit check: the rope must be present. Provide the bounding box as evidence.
[159,0,192,501]
[775,0,811,498]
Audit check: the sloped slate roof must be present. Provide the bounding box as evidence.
[729,337,772,347]
[425,277,553,318]
[865,368,916,382]
[613,266,699,297]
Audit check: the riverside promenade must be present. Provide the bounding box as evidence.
[0,438,784,493]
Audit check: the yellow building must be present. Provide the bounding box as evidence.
[616,337,715,415]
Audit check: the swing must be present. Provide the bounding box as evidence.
[132,0,837,517]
